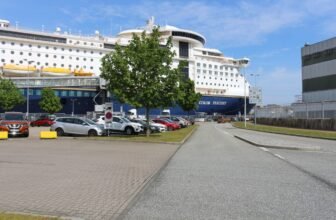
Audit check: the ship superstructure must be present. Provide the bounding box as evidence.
[0,17,251,115]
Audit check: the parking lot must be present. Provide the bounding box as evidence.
[0,131,179,219]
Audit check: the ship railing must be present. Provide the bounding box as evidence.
[6,76,101,88]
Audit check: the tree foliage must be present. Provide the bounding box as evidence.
[101,27,181,136]
[0,78,25,111]
[39,88,62,114]
[177,62,202,114]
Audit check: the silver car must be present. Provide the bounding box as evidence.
[51,117,103,136]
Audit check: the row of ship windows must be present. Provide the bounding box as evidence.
[196,82,240,88]
[1,41,104,55]
[1,50,97,61]
[196,70,240,77]
[1,59,94,70]
[21,89,96,97]
[197,76,239,82]
[196,63,236,71]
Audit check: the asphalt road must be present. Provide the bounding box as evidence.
[121,122,336,220]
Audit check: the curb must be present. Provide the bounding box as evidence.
[234,135,321,151]
[0,211,83,220]
[231,124,336,141]
[114,126,199,220]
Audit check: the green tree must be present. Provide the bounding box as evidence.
[0,78,25,111]
[39,88,62,114]
[177,70,202,115]
[101,27,181,136]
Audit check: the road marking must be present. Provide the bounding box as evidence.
[214,125,234,137]
[274,154,285,160]
[259,147,269,152]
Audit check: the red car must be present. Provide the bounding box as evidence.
[152,118,180,131]
[30,117,55,127]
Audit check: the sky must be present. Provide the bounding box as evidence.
[1,0,336,105]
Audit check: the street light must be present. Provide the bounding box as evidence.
[23,59,34,118]
[239,58,249,128]
[250,73,260,125]
[71,98,77,116]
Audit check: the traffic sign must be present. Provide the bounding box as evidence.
[105,110,113,123]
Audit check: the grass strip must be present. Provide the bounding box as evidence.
[232,122,336,140]
[0,213,59,220]
[83,124,198,143]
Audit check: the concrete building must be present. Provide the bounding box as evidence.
[293,37,336,119]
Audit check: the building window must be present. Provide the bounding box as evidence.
[53,47,57,50]
[53,63,56,67]
[28,53,32,56]
[20,43,23,47]
[77,91,83,97]
[61,48,64,51]
[91,58,93,62]
[1,59,5,62]
[61,56,64,59]
[203,70,206,74]
[83,58,86,61]
[209,64,212,68]
[69,49,72,52]
[11,42,14,46]
[20,52,23,55]
[76,57,79,61]
[61,64,64,67]
[54,55,57,58]
[46,46,49,49]
[37,53,41,57]
[197,63,200,67]
[29,44,32,48]
[179,41,189,58]
[45,63,49,66]
[69,91,75,96]
[11,51,14,54]
[10,60,14,63]
[90,66,93,70]
[37,62,40,65]
[1,41,5,45]
[61,91,67,96]
[37,45,41,48]
[45,54,49,58]
[19,60,23,64]
[91,51,94,54]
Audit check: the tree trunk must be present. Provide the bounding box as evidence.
[146,107,150,137]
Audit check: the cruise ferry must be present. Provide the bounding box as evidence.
[0,18,252,115]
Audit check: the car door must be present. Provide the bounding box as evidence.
[112,117,123,131]
[62,118,75,133]
[72,118,88,135]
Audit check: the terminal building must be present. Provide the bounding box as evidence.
[293,37,336,119]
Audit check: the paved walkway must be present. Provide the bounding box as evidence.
[121,123,336,220]
[220,123,335,152]
[0,139,178,219]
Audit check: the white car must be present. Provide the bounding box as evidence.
[95,115,106,125]
[105,116,143,135]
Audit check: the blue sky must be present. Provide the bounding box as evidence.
[1,0,336,104]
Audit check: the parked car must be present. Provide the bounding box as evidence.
[94,115,105,125]
[30,116,55,127]
[0,112,29,137]
[161,116,188,128]
[50,117,104,136]
[152,118,180,131]
[105,116,143,135]
[131,119,166,133]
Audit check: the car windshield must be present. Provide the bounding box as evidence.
[162,118,173,123]
[84,119,97,125]
[4,114,24,120]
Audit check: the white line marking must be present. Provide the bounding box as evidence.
[259,147,269,152]
[274,154,285,160]
[214,125,234,137]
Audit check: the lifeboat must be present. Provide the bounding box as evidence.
[41,67,73,77]
[1,64,39,77]
[73,68,94,77]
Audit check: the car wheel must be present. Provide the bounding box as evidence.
[30,124,34,127]
[88,130,98,137]
[56,128,64,136]
[168,126,173,131]
[24,133,29,138]
[125,127,134,135]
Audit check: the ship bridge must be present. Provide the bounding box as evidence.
[7,76,104,89]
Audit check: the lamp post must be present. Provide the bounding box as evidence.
[250,73,260,125]
[239,58,249,128]
[71,98,77,116]
[24,59,34,118]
